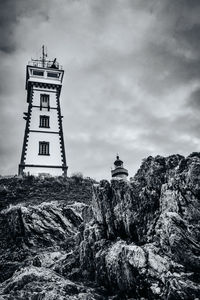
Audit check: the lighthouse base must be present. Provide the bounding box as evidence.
[18,164,68,177]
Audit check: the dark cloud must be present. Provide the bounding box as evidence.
[0,0,49,53]
[0,0,17,53]
[0,0,200,179]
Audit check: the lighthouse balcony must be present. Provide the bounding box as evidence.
[111,167,128,178]
[28,59,63,70]
[26,66,64,89]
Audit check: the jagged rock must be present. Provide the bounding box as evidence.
[0,201,87,284]
[1,153,200,299]
[0,266,104,299]
[33,256,42,267]
[79,154,200,299]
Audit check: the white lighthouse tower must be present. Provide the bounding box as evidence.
[19,47,68,177]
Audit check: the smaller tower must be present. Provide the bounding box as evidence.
[111,155,128,179]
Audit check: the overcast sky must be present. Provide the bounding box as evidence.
[0,0,200,180]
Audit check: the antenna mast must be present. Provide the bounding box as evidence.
[42,45,47,67]
[29,46,61,69]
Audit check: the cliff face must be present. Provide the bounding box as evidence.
[79,154,200,299]
[0,201,104,299]
[0,154,200,299]
[0,177,100,300]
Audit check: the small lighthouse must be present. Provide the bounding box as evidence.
[18,47,68,177]
[111,155,128,179]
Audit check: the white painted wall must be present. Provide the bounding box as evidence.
[23,85,65,176]
[32,88,57,107]
[30,108,59,132]
[30,88,59,132]
[24,167,63,176]
[25,132,62,165]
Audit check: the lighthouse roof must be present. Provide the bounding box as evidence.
[28,58,62,70]
[114,155,123,167]
[28,46,63,70]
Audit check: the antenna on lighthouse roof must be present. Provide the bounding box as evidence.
[42,45,47,67]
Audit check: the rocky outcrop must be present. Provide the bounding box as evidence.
[79,154,200,299]
[0,266,105,300]
[0,154,200,299]
[0,201,104,299]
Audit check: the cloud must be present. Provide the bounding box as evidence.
[0,0,200,179]
[0,0,50,54]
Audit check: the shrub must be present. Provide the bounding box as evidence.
[71,172,83,184]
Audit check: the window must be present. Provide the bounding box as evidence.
[39,141,49,155]
[33,70,44,76]
[40,115,50,128]
[47,72,59,78]
[40,94,50,110]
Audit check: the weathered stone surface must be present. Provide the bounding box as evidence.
[79,154,200,299]
[0,201,102,299]
[1,154,200,299]
[0,266,104,299]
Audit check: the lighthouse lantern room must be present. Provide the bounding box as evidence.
[19,47,68,177]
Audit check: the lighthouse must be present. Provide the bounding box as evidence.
[111,155,128,179]
[18,47,68,177]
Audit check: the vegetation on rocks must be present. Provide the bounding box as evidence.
[0,154,200,299]
[0,175,95,210]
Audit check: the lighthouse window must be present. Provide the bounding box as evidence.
[40,94,50,109]
[33,70,44,76]
[47,72,59,78]
[39,142,49,155]
[40,115,49,128]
